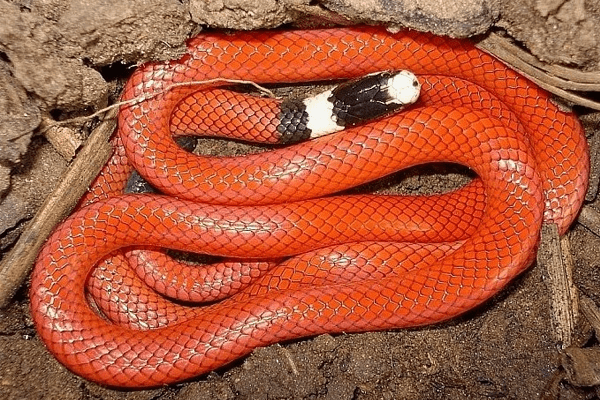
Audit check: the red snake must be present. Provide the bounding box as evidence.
[29,26,589,387]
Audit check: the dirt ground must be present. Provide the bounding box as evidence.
[1,0,600,399]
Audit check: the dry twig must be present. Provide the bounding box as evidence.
[476,33,600,110]
[537,224,579,348]
[0,109,117,308]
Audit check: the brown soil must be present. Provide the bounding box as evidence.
[1,0,600,399]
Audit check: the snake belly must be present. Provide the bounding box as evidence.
[29,26,589,388]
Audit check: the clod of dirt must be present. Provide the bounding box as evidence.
[191,0,497,36]
[191,0,292,29]
[0,2,107,111]
[0,61,40,196]
[322,0,498,37]
[499,0,599,68]
[0,139,66,250]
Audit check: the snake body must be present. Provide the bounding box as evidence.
[30,26,588,387]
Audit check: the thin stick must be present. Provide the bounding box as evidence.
[476,33,600,110]
[578,206,600,237]
[580,295,600,341]
[39,78,277,134]
[537,223,579,349]
[0,108,117,308]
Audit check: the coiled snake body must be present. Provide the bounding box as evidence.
[30,26,589,387]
